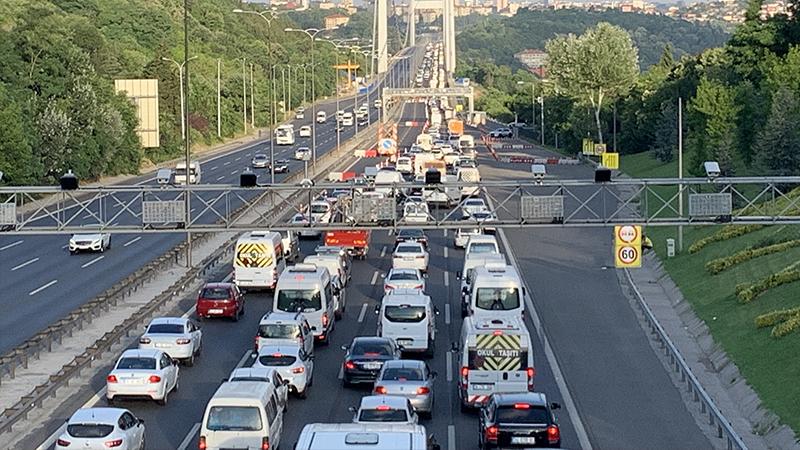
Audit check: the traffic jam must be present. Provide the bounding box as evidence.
[52,43,565,450]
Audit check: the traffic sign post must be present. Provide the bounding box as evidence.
[614,225,642,268]
[602,152,619,170]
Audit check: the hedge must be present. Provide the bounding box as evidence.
[737,262,800,303]
[771,313,800,338]
[689,225,764,254]
[705,239,800,275]
[755,307,800,328]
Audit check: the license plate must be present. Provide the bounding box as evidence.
[397,339,413,346]
[208,308,223,314]
[403,257,414,261]
[362,362,381,370]
[155,343,170,348]
[123,378,142,384]
[512,437,536,445]
[471,383,493,391]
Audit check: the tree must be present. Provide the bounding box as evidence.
[753,87,800,175]
[546,22,639,143]
[689,77,741,175]
[652,100,677,162]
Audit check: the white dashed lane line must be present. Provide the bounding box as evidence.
[29,280,57,296]
[11,257,39,271]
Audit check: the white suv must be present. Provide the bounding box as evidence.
[255,311,314,356]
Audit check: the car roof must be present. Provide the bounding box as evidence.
[258,343,303,356]
[383,290,429,303]
[352,336,393,345]
[260,311,306,324]
[148,317,188,326]
[492,392,548,406]
[69,407,126,424]
[359,395,409,409]
[381,359,426,370]
[395,241,423,249]
[388,268,421,276]
[119,348,162,359]
[229,367,276,381]
[202,282,234,289]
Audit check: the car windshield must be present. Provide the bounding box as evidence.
[398,230,424,239]
[67,424,114,438]
[466,200,485,207]
[201,287,230,300]
[381,367,424,381]
[258,354,297,366]
[311,204,329,214]
[384,305,426,323]
[230,376,269,383]
[389,272,419,281]
[395,245,421,254]
[472,213,494,220]
[147,324,184,334]
[258,324,300,339]
[476,288,521,311]
[276,289,322,312]
[352,341,393,356]
[206,406,263,431]
[117,357,156,370]
[496,405,550,424]
[359,408,409,422]
[468,243,497,254]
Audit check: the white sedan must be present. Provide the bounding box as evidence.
[253,344,314,399]
[106,349,179,405]
[56,408,145,450]
[402,202,429,223]
[461,198,488,218]
[384,268,425,294]
[299,125,312,137]
[69,233,111,254]
[392,242,429,273]
[294,147,312,161]
[138,317,202,366]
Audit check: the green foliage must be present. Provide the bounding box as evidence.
[706,239,800,275]
[688,224,764,253]
[753,87,800,176]
[652,100,677,162]
[755,307,800,338]
[735,261,800,303]
[688,77,741,175]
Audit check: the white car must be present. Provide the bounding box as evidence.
[488,127,513,138]
[317,111,327,123]
[251,153,270,168]
[291,213,320,238]
[138,317,202,366]
[402,202,429,223]
[56,408,145,450]
[299,125,312,137]
[384,268,425,294]
[351,395,418,424]
[106,349,179,405]
[227,367,289,412]
[392,241,429,273]
[253,343,314,399]
[462,198,488,217]
[295,107,305,119]
[396,157,414,175]
[454,227,482,248]
[295,147,312,161]
[469,211,499,233]
[69,233,111,254]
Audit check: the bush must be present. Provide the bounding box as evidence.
[689,225,764,253]
[737,262,800,303]
[772,314,800,338]
[705,239,800,274]
[755,307,800,328]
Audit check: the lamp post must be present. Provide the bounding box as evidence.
[162,56,197,141]
[233,8,282,183]
[316,37,359,157]
[285,27,336,170]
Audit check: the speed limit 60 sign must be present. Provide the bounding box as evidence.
[614,225,642,268]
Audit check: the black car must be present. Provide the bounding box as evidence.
[478,393,561,449]
[394,229,428,249]
[341,337,401,386]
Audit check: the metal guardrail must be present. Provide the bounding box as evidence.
[624,268,748,450]
[0,102,403,437]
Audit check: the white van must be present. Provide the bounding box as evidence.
[273,264,335,344]
[467,263,525,318]
[374,169,404,197]
[377,289,437,356]
[317,111,327,123]
[200,381,285,450]
[234,231,286,290]
[458,252,506,317]
[464,235,500,257]
[457,316,535,409]
[304,254,347,319]
[341,112,354,126]
[456,166,481,198]
[295,423,438,450]
[459,134,475,155]
[174,160,201,184]
[275,125,295,145]
[309,200,333,224]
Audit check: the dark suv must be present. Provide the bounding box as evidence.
[478,392,561,449]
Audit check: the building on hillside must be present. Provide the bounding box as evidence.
[514,49,548,78]
[319,1,336,9]
[495,0,509,11]
[324,13,350,28]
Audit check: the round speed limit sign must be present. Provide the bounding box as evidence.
[618,245,639,265]
[617,225,639,244]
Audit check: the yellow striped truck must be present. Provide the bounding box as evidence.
[233,231,286,290]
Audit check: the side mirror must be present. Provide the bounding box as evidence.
[551,402,561,410]
[172,359,179,366]
[423,273,429,279]
[397,344,406,351]
[450,342,458,352]
[522,287,527,297]
[341,345,350,351]
[381,273,387,279]
[434,307,440,315]
[138,418,145,425]
[348,406,357,413]
[283,379,290,386]
[456,272,462,280]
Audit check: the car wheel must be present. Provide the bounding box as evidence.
[232,310,240,322]
[106,396,114,405]
[185,353,194,367]
[99,244,105,253]
[157,389,168,406]
[298,385,308,399]
[334,309,343,321]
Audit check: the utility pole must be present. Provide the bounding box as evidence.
[183,0,192,268]
[241,58,247,134]
[217,59,221,138]
[250,63,255,129]
[678,97,684,252]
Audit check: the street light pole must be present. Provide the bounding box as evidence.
[250,63,255,129]
[162,56,197,141]
[217,59,221,138]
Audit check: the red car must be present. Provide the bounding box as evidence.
[196,282,245,321]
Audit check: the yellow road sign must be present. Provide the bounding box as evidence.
[614,225,642,268]
[602,152,619,169]
[594,143,607,155]
[582,138,594,155]
[615,245,641,268]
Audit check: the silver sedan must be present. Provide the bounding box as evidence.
[372,360,436,417]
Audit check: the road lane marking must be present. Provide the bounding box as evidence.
[11,257,39,271]
[445,303,451,325]
[338,365,344,379]
[231,170,238,175]
[446,350,453,383]
[443,247,448,258]
[380,246,387,258]
[29,280,57,296]
[81,255,105,268]
[358,303,369,323]
[370,271,379,285]
[123,237,141,247]
[210,165,218,171]
[0,240,23,251]
[216,176,225,181]
[177,423,201,450]
[223,161,231,166]
[234,157,241,162]
[443,272,449,287]
[448,425,456,450]
[236,349,252,368]
[443,229,448,237]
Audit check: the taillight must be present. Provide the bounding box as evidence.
[416,386,430,394]
[254,335,260,352]
[527,367,536,390]
[460,366,469,385]
[148,375,162,383]
[56,438,71,447]
[415,255,425,259]
[345,361,356,370]
[104,439,123,448]
[513,403,531,409]
[106,375,118,383]
[139,337,151,344]
[374,385,387,394]
[385,284,395,291]
[322,312,329,327]
[292,366,305,374]
[176,338,191,345]
[413,284,423,289]
[198,436,207,450]
[261,436,270,450]
[547,425,560,444]
[484,425,498,443]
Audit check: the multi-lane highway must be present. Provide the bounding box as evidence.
[0,46,421,354]
[22,98,716,450]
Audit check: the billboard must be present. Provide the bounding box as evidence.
[114,79,160,148]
